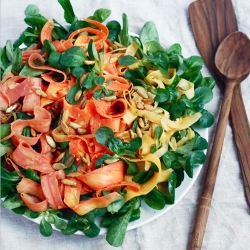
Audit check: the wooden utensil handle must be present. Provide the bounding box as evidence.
[230,84,250,205]
[189,197,211,250]
[189,81,236,250]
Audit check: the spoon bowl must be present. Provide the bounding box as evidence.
[215,31,250,81]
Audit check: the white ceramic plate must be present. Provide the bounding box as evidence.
[3,31,208,236]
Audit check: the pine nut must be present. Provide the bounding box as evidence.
[80,155,88,164]
[5,103,18,113]
[141,124,150,131]
[104,158,120,164]
[61,121,70,134]
[136,101,144,110]
[61,179,77,186]
[150,124,157,138]
[77,128,87,135]
[153,108,164,114]
[144,104,154,111]
[101,95,117,101]
[67,172,82,177]
[142,98,154,105]
[62,110,69,123]
[45,135,56,148]
[136,126,143,138]
[85,153,90,165]
[138,117,145,128]
[74,90,82,101]
[68,122,82,129]
[64,154,75,168]
[52,163,67,170]
[129,129,136,139]
[30,128,37,137]
[133,86,148,97]
[84,60,96,65]
[81,99,88,109]
[54,151,66,163]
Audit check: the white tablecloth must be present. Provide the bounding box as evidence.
[1,0,250,249]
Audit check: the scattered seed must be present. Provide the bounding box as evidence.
[136,126,143,138]
[84,60,96,65]
[138,117,145,128]
[62,110,69,123]
[67,172,82,177]
[132,91,141,99]
[64,154,75,168]
[135,86,148,99]
[144,104,154,111]
[30,128,37,137]
[52,163,67,170]
[61,121,70,134]
[54,151,66,163]
[129,129,136,139]
[142,98,154,105]
[153,107,164,114]
[143,116,149,125]
[81,99,88,109]
[101,95,117,101]
[135,101,144,110]
[150,124,158,138]
[85,153,90,165]
[141,124,150,131]
[68,122,82,129]
[77,128,87,135]
[35,89,47,97]
[74,90,82,102]
[80,155,88,164]
[104,158,120,164]
[5,103,18,113]
[46,135,56,148]
[61,179,77,186]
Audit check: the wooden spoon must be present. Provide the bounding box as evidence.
[189,31,250,250]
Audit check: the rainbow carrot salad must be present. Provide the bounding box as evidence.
[0,0,215,246]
